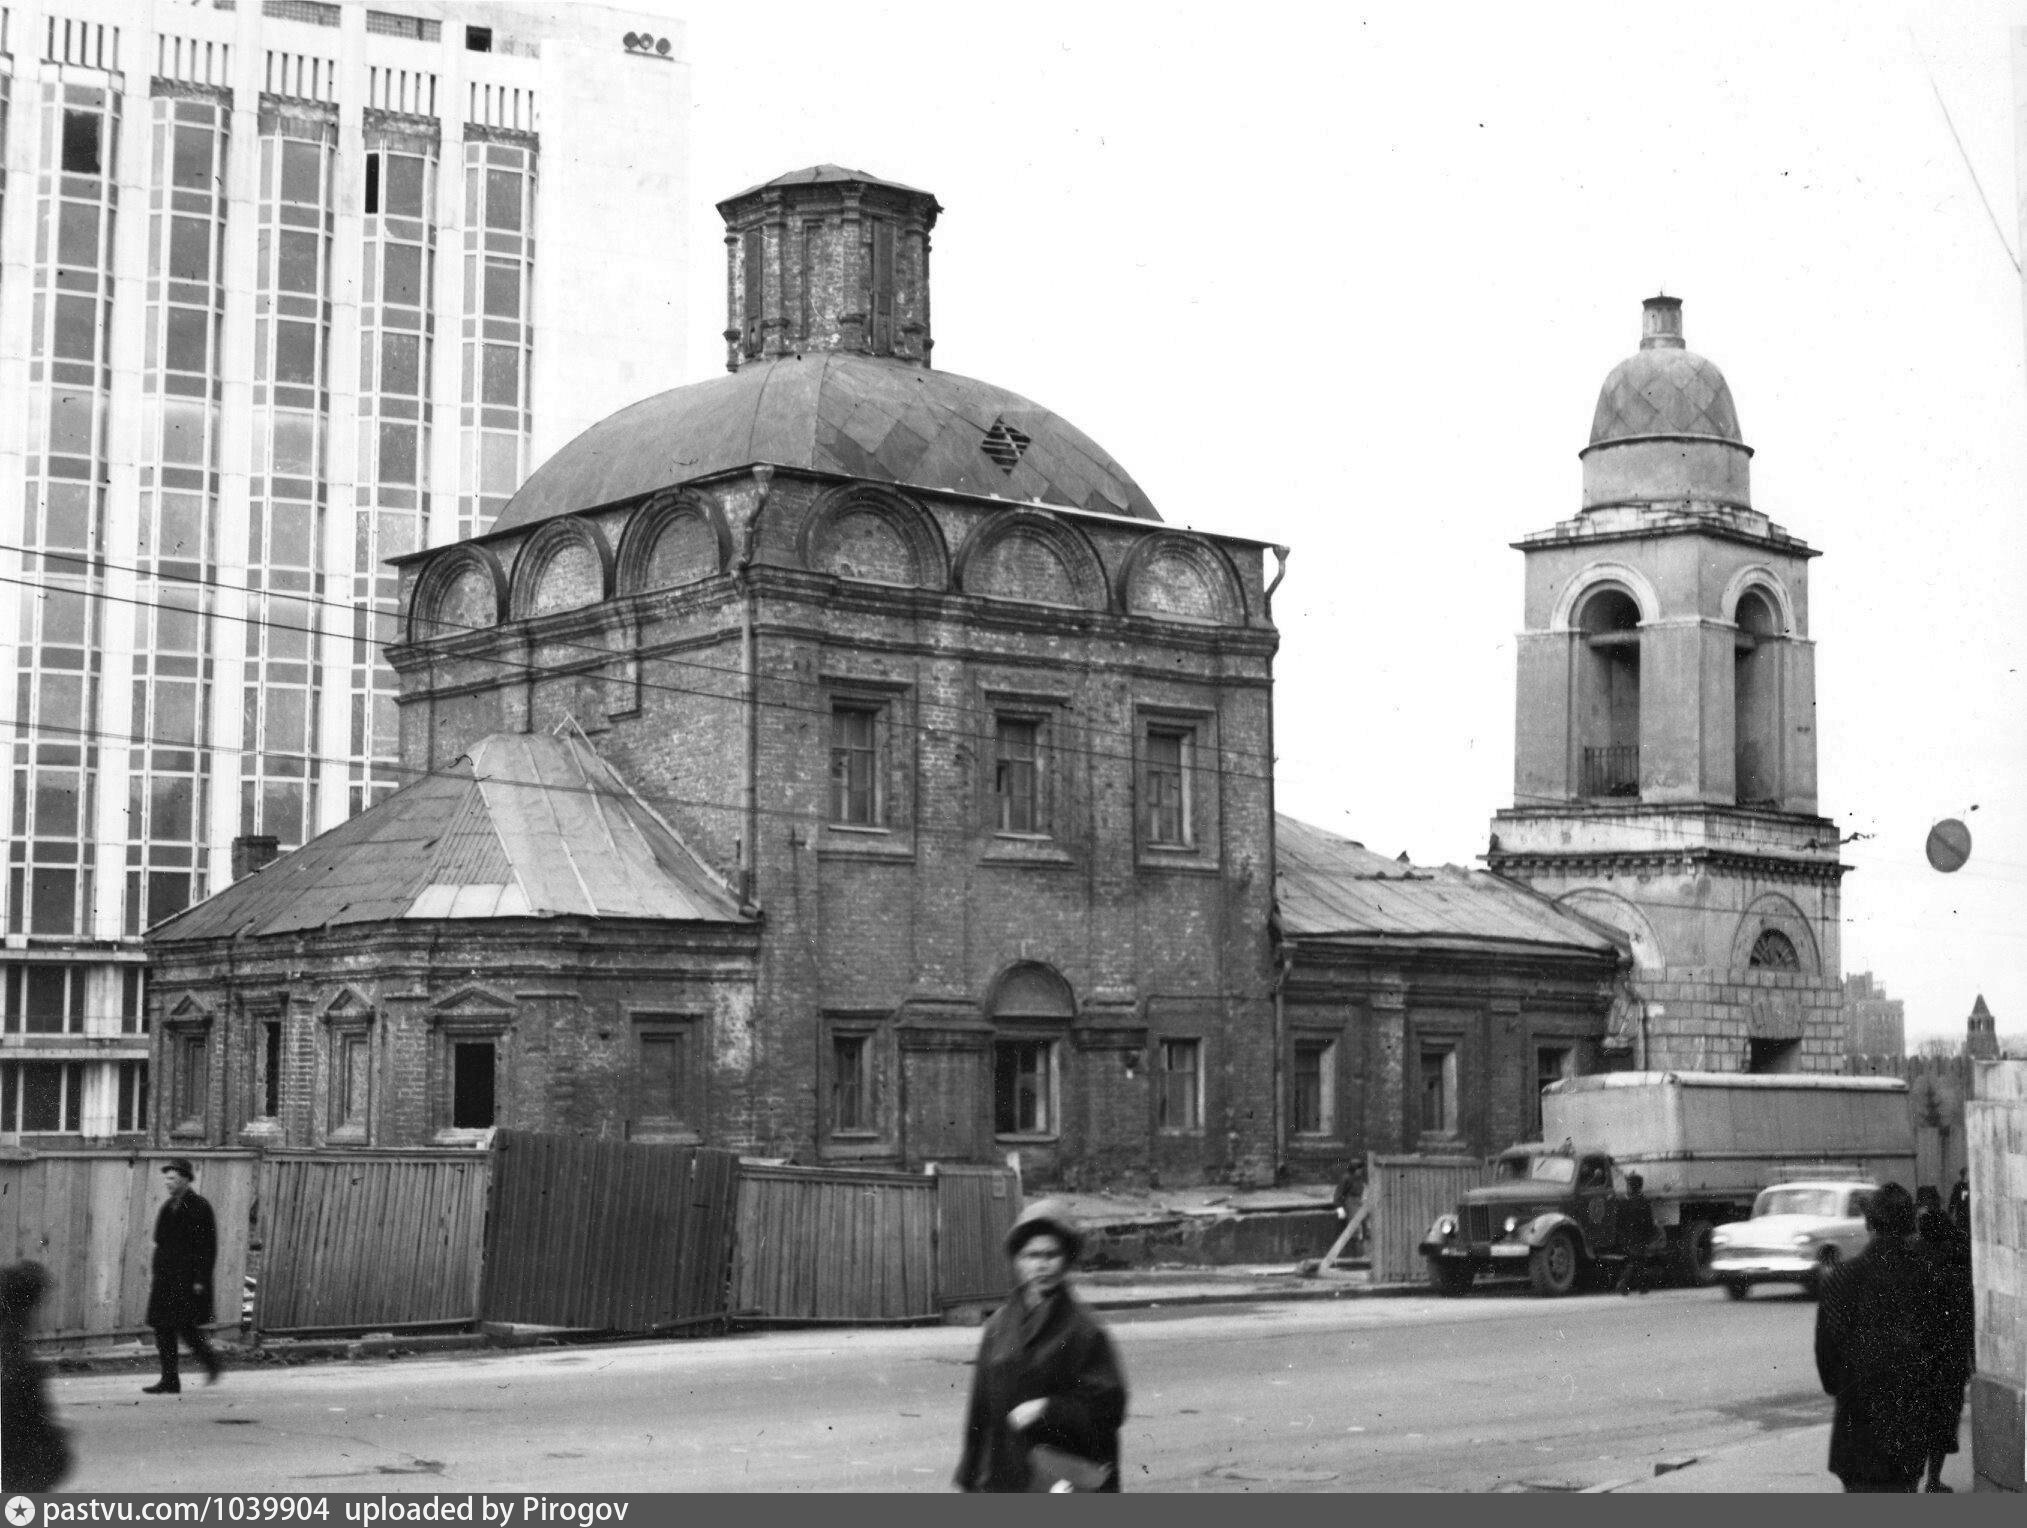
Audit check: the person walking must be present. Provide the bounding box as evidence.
[954,1199,1128,1492]
[1614,1173,1659,1294]
[1,1261,73,1493]
[143,1157,221,1395]
[1813,1183,1942,1492]
[1915,1200,1976,1492]
[1331,1160,1370,1256]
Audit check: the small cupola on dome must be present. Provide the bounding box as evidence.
[1580,295,1753,512]
[718,165,941,371]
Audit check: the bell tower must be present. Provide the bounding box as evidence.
[1488,297,1848,1074]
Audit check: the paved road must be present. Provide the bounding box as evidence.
[56,1284,1836,1493]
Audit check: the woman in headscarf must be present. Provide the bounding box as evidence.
[954,1199,1128,1492]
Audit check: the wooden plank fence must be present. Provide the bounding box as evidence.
[733,1166,938,1321]
[1367,1152,1492,1285]
[932,1164,1018,1307]
[257,1151,490,1333]
[479,1131,739,1331]
[0,1150,257,1344]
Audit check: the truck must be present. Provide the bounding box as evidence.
[1418,1071,1915,1297]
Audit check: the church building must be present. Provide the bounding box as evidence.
[1486,297,1848,1071]
[143,167,1285,1185]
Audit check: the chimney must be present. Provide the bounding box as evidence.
[231,835,281,880]
[1640,294,1685,350]
[717,166,941,372]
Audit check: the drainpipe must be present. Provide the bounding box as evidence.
[1264,546,1291,1180]
[735,466,773,912]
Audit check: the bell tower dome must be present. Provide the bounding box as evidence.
[1487,297,1849,1077]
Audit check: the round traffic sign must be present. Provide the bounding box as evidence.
[1925,818,1972,873]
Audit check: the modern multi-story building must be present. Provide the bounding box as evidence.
[0,0,690,1141]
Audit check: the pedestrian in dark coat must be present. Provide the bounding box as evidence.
[1814,1183,1941,1492]
[1614,1173,1659,1295]
[955,1199,1128,1493]
[1915,1204,1976,1492]
[1,1261,72,1493]
[143,1158,221,1395]
[1945,1169,1970,1236]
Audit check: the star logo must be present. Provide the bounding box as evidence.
[7,1495,38,1524]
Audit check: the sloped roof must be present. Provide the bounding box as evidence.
[150,732,747,943]
[718,164,934,207]
[488,351,1159,533]
[1275,814,1622,956]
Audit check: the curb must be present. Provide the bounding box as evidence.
[1080,1279,1424,1311]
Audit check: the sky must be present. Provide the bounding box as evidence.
[606,0,2027,1047]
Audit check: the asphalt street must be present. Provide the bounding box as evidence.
[55,1283,1842,1494]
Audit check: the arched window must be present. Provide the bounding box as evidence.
[1577,587,1641,798]
[1748,929,1800,970]
[1734,589,1780,805]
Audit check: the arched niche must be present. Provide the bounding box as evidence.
[800,484,948,590]
[1731,580,1787,805]
[409,545,507,643]
[616,490,731,595]
[510,516,614,620]
[1730,893,1821,977]
[1722,566,1796,635]
[985,961,1077,1023]
[954,510,1107,611]
[1554,888,1665,974]
[1118,532,1245,624]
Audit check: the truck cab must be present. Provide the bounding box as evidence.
[1420,1144,1639,1297]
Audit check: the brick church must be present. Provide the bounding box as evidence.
[145,173,1829,1182]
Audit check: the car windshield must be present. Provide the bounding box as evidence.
[1495,1155,1575,1184]
[1754,1187,1839,1219]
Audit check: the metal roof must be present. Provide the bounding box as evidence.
[150,731,747,943]
[1275,813,1622,955]
[717,164,935,208]
[1588,348,1743,448]
[1550,1073,1909,1094]
[487,351,1160,534]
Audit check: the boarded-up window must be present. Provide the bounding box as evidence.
[452,1041,496,1128]
[1158,1039,1201,1131]
[869,218,894,353]
[742,228,763,358]
[1293,1039,1334,1135]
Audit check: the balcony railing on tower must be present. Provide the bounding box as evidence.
[1582,745,1639,799]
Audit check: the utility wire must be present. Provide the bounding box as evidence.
[0,549,1280,777]
[1909,24,2021,276]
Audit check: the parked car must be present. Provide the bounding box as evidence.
[1709,1180,1877,1299]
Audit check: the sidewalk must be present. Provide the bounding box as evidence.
[1593,1420,1977,1493]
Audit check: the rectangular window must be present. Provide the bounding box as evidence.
[173,1031,209,1132]
[466,25,493,52]
[1157,1039,1202,1131]
[386,154,426,218]
[994,717,1040,834]
[61,110,102,175]
[333,1032,370,1132]
[118,1061,149,1132]
[635,1026,690,1129]
[451,1041,496,1128]
[869,218,895,352]
[263,1020,282,1117]
[1420,1045,1459,1136]
[364,152,380,214]
[994,1040,1055,1136]
[122,968,146,1034]
[1145,727,1193,847]
[1293,1039,1335,1135]
[1,1062,84,1133]
[382,243,423,307]
[831,1034,871,1134]
[829,705,881,826]
[5,966,85,1034]
[1535,1045,1571,1137]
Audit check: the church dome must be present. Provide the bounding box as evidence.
[1580,296,1752,511]
[490,351,1159,533]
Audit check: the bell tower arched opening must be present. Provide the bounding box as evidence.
[1577,587,1641,798]
[1733,589,1779,805]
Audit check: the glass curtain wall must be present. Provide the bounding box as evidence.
[12,79,120,938]
[127,91,228,935]
[242,112,335,849]
[351,125,437,813]
[457,135,533,542]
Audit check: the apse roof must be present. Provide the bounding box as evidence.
[488,351,1160,533]
[1274,814,1623,955]
[150,731,747,943]
[718,163,934,206]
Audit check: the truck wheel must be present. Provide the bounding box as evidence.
[1676,1220,1715,1288]
[1529,1231,1581,1297]
[1427,1259,1475,1297]
[1721,1278,1750,1301]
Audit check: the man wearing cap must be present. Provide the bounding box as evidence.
[143,1158,220,1394]
[954,1198,1128,1492]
